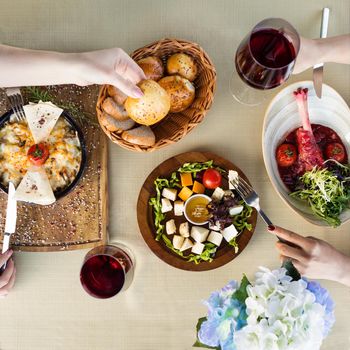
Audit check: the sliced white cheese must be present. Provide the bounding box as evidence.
[179,222,190,237]
[228,170,239,190]
[207,231,223,246]
[191,242,205,255]
[221,224,238,242]
[180,237,194,252]
[161,198,173,213]
[24,101,63,144]
[166,219,176,235]
[14,166,55,205]
[162,188,177,201]
[211,187,225,201]
[229,205,244,216]
[191,226,209,243]
[174,200,184,216]
[173,235,184,250]
[209,221,221,232]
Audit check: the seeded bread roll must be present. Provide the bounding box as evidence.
[121,125,156,146]
[102,97,129,121]
[158,75,195,112]
[166,53,198,81]
[107,85,127,105]
[100,113,135,132]
[137,56,164,81]
[124,80,170,126]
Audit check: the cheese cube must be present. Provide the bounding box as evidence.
[166,219,176,235]
[192,181,205,194]
[211,187,225,201]
[229,205,244,216]
[191,242,205,255]
[221,224,238,242]
[161,198,173,213]
[178,187,193,201]
[179,222,190,237]
[207,231,223,246]
[174,200,184,216]
[162,188,177,201]
[191,226,209,243]
[180,237,194,252]
[180,173,193,187]
[173,235,184,250]
[228,170,239,190]
[224,190,234,198]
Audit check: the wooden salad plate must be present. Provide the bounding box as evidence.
[137,151,257,271]
[0,85,108,251]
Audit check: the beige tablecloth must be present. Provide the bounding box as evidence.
[0,1,350,349]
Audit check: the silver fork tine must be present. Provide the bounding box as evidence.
[6,88,26,122]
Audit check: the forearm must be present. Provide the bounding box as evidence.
[0,45,84,87]
[336,253,350,287]
[315,34,350,65]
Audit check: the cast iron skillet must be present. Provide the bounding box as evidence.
[0,109,87,201]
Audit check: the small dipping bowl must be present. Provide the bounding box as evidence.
[184,194,211,225]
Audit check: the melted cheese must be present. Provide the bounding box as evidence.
[0,118,82,191]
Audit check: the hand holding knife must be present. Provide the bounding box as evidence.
[0,182,17,274]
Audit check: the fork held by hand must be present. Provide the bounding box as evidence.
[5,88,26,122]
[230,175,286,243]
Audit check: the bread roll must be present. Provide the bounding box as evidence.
[124,80,170,126]
[107,85,127,105]
[166,53,198,81]
[121,125,156,146]
[137,56,164,81]
[100,113,135,132]
[102,97,129,121]
[158,75,195,112]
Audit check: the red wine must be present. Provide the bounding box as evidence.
[235,28,296,90]
[80,254,125,298]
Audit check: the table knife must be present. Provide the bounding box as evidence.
[313,7,330,99]
[0,182,17,273]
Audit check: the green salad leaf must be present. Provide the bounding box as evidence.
[232,201,253,233]
[290,166,350,227]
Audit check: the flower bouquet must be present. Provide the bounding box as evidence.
[194,262,335,350]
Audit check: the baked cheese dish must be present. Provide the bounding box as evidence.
[0,118,82,192]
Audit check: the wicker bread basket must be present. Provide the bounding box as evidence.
[96,38,216,152]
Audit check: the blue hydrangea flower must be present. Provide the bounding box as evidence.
[305,279,335,337]
[198,281,247,349]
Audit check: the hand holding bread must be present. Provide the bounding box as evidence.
[96,38,213,152]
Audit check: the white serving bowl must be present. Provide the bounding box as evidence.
[262,81,350,226]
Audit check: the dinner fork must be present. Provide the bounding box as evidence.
[5,88,26,122]
[230,175,286,243]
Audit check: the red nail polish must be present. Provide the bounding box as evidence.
[268,225,275,231]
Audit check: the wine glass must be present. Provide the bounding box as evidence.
[80,243,134,299]
[230,18,300,106]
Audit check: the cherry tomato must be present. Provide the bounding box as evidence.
[325,142,346,163]
[202,168,222,189]
[276,143,297,167]
[27,143,50,166]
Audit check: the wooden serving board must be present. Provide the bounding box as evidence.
[0,85,108,251]
[137,151,257,271]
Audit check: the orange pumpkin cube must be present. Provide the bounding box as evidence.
[192,181,205,194]
[178,187,193,201]
[180,173,193,187]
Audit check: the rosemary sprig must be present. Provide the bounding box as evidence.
[24,86,99,127]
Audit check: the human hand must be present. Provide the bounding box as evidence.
[0,250,16,297]
[293,37,318,74]
[75,48,146,97]
[268,226,350,286]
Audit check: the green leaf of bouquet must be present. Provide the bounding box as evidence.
[282,259,301,281]
[193,318,220,349]
[232,274,250,303]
